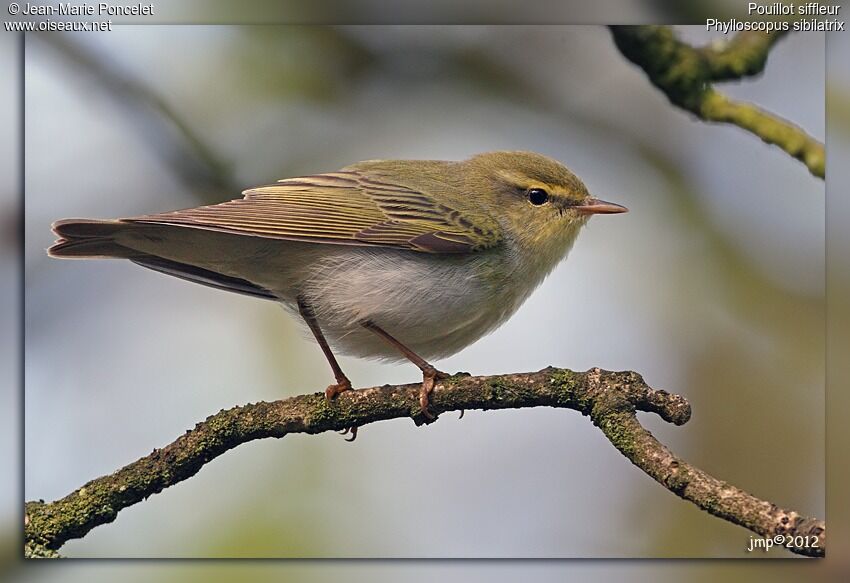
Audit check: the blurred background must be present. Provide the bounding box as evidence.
[2,12,842,582]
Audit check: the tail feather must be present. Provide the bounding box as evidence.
[48,219,137,259]
[47,238,139,259]
[47,217,277,300]
[51,218,128,239]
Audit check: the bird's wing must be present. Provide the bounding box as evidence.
[126,170,503,254]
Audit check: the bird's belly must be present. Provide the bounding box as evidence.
[285,248,523,361]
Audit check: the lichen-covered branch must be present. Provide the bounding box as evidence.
[609,26,824,179]
[699,29,787,81]
[24,367,824,558]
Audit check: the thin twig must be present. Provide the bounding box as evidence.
[24,367,824,558]
[609,26,824,179]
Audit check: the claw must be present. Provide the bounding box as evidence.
[458,409,465,419]
[343,426,358,442]
[336,426,358,441]
[419,366,449,420]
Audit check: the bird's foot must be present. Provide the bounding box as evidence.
[419,366,450,420]
[324,378,357,441]
[325,378,352,401]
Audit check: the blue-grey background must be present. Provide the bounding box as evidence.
[14,24,825,563]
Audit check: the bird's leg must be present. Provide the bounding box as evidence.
[297,298,358,439]
[361,321,449,420]
[297,298,352,400]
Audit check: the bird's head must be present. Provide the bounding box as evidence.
[462,151,627,259]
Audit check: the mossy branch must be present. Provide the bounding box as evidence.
[609,26,824,179]
[24,367,824,558]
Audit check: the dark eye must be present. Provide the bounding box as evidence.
[527,188,549,206]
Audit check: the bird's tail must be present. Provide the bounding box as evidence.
[47,219,140,259]
[47,218,277,300]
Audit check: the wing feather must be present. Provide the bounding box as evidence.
[126,169,503,254]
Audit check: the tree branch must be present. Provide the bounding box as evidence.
[609,26,825,179]
[24,367,824,558]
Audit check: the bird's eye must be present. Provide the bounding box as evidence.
[527,188,549,206]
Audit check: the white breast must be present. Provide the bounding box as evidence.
[281,237,573,361]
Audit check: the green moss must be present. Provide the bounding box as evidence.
[601,417,638,459]
[549,369,581,396]
[487,377,511,402]
[702,492,722,513]
[550,368,597,414]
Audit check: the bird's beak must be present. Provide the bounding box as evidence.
[575,198,628,215]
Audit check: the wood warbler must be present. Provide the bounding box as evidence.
[49,151,626,427]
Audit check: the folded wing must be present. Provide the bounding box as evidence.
[126,170,503,254]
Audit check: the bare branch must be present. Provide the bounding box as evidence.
[24,367,824,558]
[609,26,825,179]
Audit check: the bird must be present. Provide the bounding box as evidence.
[49,151,627,437]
